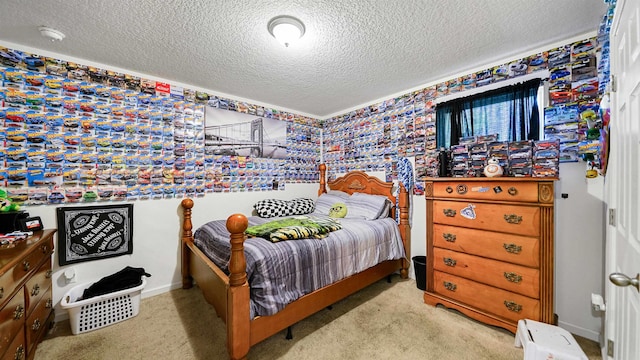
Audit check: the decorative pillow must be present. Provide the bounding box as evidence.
[345,192,391,220]
[313,193,351,216]
[253,198,315,218]
[328,202,348,218]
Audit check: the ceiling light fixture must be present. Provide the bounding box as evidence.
[39,26,65,42]
[267,15,305,47]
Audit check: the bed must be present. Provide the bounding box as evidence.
[180,164,411,360]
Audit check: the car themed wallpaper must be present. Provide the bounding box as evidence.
[0,7,614,206]
[0,47,321,206]
[323,25,611,192]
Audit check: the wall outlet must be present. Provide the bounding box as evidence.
[64,268,76,284]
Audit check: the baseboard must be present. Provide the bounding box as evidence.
[54,281,183,323]
[558,320,600,342]
[141,281,183,299]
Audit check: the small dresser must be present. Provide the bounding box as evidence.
[424,178,555,333]
[0,230,55,360]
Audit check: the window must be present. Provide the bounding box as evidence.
[436,78,541,148]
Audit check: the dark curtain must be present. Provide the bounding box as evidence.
[435,78,541,148]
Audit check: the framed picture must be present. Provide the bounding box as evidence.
[18,216,43,232]
[56,204,133,266]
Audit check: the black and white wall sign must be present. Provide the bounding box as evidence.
[57,204,133,265]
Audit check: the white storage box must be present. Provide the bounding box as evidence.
[515,319,588,360]
[61,278,146,335]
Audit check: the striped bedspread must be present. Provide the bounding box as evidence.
[193,215,406,318]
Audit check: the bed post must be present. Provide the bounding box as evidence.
[181,198,194,289]
[226,214,250,360]
[398,184,410,279]
[318,163,327,196]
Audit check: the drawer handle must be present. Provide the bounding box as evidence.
[504,214,522,224]
[456,184,467,194]
[22,261,30,272]
[46,298,53,309]
[443,281,457,292]
[504,272,523,283]
[14,345,24,360]
[443,257,457,267]
[31,319,41,332]
[443,233,456,242]
[503,243,522,254]
[446,186,453,193]
[508,187,518,196]
[41,244,49,253]
[0,286,3,299]
[504,300,522,313]
[31,284,41,296]
[443,209,456,217]
[13,305,24,320]
[46,270,53,278]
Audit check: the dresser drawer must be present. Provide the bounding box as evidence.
[25,261,52,316]
[0,290,25,357]
[0,236,53,306]
[433,200,540,236]
[0,330,24,360]
[432,180,540,202]
[433,271,540,323]
[433,224,540,267]
[0,266,24,310]
[433,248,540,298]
[26,289,53,357]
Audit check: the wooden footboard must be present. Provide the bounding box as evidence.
[180,165,411,360]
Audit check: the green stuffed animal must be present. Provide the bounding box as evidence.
[328,202,348,218]
[0,189,21,212]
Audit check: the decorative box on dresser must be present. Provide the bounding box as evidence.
[0,229,55,360]
[423,178,555,333]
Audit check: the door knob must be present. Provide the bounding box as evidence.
[609,273,639,291]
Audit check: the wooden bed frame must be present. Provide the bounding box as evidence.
[180,164,411,360]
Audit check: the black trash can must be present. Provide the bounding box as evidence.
[412,256,427,291]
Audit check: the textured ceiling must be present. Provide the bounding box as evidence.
[0,0,607,118]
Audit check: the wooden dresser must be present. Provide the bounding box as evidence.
[0,230,55,360]
[424,178,555,333]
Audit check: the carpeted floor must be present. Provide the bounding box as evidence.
[35,276,601,360]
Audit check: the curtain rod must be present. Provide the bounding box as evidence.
[434,70,550,105]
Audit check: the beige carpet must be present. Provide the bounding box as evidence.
[35,276,601,360]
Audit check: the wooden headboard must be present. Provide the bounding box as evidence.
[317,164,407,224]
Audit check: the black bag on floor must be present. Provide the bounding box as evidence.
[81,266,151,300]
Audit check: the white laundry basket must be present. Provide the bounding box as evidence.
[61,278,146,335]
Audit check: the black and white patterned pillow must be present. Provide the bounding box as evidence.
[254,198,315,218]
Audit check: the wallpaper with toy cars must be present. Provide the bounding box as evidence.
[0,4,614,205]
[0,47,321,206]
[323,25,612,193]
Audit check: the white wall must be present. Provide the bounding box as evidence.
[554,162,605,341]
[31,184,319,322]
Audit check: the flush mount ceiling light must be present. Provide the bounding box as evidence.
[39,26,65,42]
[267,15,305,47]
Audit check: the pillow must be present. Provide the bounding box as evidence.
[253,198,315,218]
[326,190,351,199]
[313,193,350,216]
[328,202,348,218]
[345,192,391,220]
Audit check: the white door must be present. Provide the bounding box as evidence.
[606,0,640,359]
